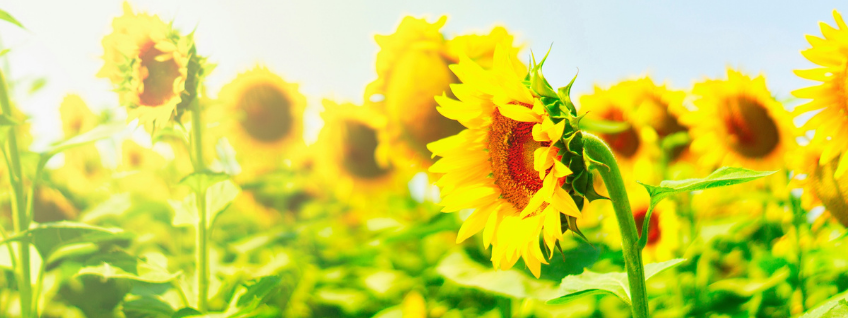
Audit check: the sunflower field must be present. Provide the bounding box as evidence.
[2,2,848,318]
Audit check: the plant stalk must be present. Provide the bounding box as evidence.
[582,133,649,318]
[190,98,209,312]
[0,69,33,318]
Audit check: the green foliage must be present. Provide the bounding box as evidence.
[0,221,127,260]
[170,179,240,228]
[0,8,24,29]
[46,121,127,156]
[547,258,685,305]
[436,251,559,300]
[75,251,181,283]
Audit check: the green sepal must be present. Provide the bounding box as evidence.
[557,72,579,116]
[583,148,610,173]
[582,172,609,202]
[565,215,589,244]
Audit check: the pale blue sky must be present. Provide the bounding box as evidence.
[2,1,846,149]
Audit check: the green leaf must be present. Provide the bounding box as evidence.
[799,291,848,318]
[47,121,127,156]
[578,117,631,134]
[0,8,25,29]
[0,221,126,259]
[235,275,282,308]
[708,267,789,297]
[80,193,133,223]
[29,77,46,95]
[171,308,202,318]
[436,251,559,300]
[179,171,229,193]
[383,212,457,243]
[169,180,240,228]
[76,251,181,283]
[122,296,175,318]
[547,258,685,305]
[823,300,848,318]
[636,167,775,248]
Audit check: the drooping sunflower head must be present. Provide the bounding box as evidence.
[428,46,601,278]
[682,69,796,171]
[97,2,195,131]
[315,100,403,200]
[793,10,848,178]
[366,15,523,171]
[59,94,99,138]
[790,144,848,227]
[214,66,307,179]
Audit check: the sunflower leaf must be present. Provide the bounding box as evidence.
[170,179,240,229]
[547,258,685,305]
[636,167,775,247]
[0,221,128,260]
[0,8,25,29]
[75,251,181,283]
[800,292,848,318]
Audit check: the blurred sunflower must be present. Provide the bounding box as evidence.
[793,10,848,178]
[365,16,522,171]
[314,100,405,200]
[790,144,848,227]
[32,186,78,223]
[579,81,660,181]
[97,2,192,131]
[600,185,681,262]
[214,66,307,180]
[52,95,109,196]
[682,69,795,171]
[428,46,581,278]
[118,139,169,199]
[627,78,693,164]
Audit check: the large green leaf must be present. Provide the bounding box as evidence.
[0,221,126,259]
[636,167,775,248]
[170,179,240,228]
[0,8,25,29]
[800,291,848,318]
[46,121,127,156]
[76,251,181,283]
[436,251,559,300]
[547,258,685,305]
[234,275,282,309]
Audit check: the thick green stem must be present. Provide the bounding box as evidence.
[0,69,32,318]
[582,133,649,318]
[190,98,209,312]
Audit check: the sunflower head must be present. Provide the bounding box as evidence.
[366,16,523,171]
[315,100,404,201]
[790,144,848,227]
[98,2,206,132]
[59,94,99,138]
[793,10,848,178]
[428,45,604,277]
[213,66,307,179]
[682,69,796,171]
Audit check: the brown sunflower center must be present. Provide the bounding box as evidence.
[384,49,465,162]
[138,42,181,107]
[237,83,294,143]
[722,96,779,158]
[599,107,640,158]
[341,120,390,179]
[633,208,660,246]
[489,103,546,211]
[812,155,848,227]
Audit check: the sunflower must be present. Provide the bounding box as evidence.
[365,16,522,171]
[579,81,660,182]
[213,66,307,180]
[117,139,170,200]
[32,186,78,223]
[682,69,796,171]
[599,185,681,262]
[793,10,848,178]
[97,2,192,131]
[790,144,848,227]
[428,45,582,278]
[314,99,405,201]
[53,95,109,196]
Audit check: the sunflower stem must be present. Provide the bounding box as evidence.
[189,97,209,313]
[582,132,649,318]
[0,69,33,318]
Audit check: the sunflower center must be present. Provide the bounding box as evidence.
[633,208,660,246]
[384,49,465,162]
[812,155,848,227]
[722,96,779,158]
[138,42,181,107]
[599,108,640,158]
[643,97,688,160]
[341,120,390,179]
[237,83,294,143]
[489,103,546,211]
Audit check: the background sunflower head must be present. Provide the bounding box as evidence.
[682,69,796,171]
[213,65,307,181]
[97,2,193,131]
[793,10,848,179]
[365,15,523,172]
